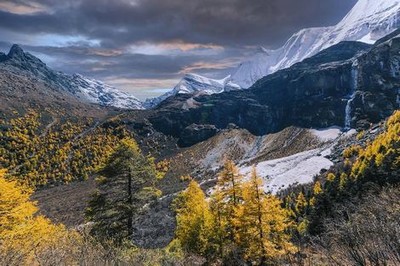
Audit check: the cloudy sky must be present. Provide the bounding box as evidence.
[0,0,357,99]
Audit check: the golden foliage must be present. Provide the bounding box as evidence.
[343,145,362,158]
[351,110,400,180]
[174,180,214,255]
[234,168,296,263]
[174,164,295,264]
[0,170,75,265]
[0,111,130,186]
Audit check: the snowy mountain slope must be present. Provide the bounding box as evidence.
[144,73,234,108]
[240,146,334,194]
[147,0,400,107]
[239,128,344,194]
[173,125,349,194]
[68,74,144,109]
[0,44,143,110]
[234,0,400,88]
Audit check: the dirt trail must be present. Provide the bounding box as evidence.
[40,117,59,137]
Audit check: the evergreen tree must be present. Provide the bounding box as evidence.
[86,138,162,243]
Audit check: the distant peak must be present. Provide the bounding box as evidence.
[0,52,6,62]
[4,44,47,68]
[8,44,25,58]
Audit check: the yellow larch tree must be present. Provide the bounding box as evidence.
[216,160,244,242]
[174,179,214,255]
[235,167,296,264]
[295,191,307,215]
[309,181,322,206]
[0,170,73,264]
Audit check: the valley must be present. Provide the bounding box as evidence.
[1,0,400,265]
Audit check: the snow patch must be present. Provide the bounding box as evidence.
[358,33,376,44]
[239,127,348,194]
[310,127,342,142]
[71,74,143,109]
[240,146,334,194]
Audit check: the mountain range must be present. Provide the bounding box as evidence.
[147,0,400,107]
[134,36,399,148]
[1,0,399,111]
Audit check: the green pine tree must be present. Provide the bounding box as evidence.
[86,138,162,244]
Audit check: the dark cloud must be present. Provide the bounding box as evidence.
[0,0,357,96]
[0,0,356,47]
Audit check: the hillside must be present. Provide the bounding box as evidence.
[4,29,396,250]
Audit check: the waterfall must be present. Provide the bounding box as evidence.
[344,63,358,130]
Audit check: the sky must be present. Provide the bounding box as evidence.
[0,0,357,99]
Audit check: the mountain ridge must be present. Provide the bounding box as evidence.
[146,0,400,108]
[0,44,144,110]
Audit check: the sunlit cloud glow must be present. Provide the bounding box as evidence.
[0,1,49,15]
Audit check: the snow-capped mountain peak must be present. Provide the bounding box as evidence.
[0,45,143,110]
[230,46,275,89]
[148,0,400,108]
[242,0,400,81]
[173,73,229,94]
[144,73,232,108]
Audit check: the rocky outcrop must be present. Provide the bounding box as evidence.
[178,124,219,147]
[0,52,7,62]
[350,36,400,128]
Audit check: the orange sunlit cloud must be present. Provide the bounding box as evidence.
[0,1,48,15]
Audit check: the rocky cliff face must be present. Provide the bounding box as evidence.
[141,34,400,147]
[350,35,400,128]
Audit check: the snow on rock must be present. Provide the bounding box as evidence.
[173,73,228,94]
[71,74,144,109]
[310,127,342,142]
[358,33,376,44]
[195,126,355,194]
[240,147,334,194]
[229,47,280,89]
[239,127,346,194]
[0,44,144,110]
[144,74,230,108]
[237,0,400,88]
[345,129,358,138]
